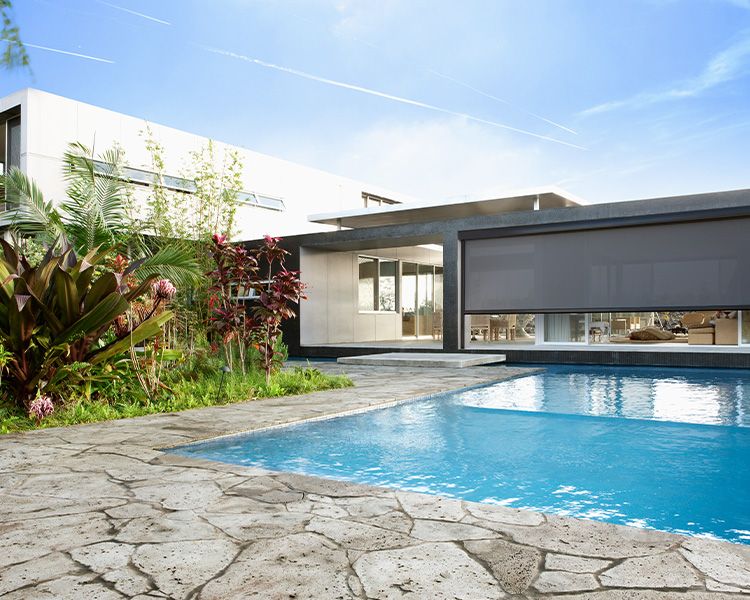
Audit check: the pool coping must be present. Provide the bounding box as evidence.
[2,361,749,598]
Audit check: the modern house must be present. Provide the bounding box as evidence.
[278,187,750,368]
[2,88,749,367]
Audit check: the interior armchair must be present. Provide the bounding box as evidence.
[470,315,490,341]
[490,314,516,341]
[681,312,716,345]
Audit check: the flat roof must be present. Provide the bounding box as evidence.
[309,186,585,229]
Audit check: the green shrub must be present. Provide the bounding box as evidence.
[0,237,173,409]
[0,363,353,433]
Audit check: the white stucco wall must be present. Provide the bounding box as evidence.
[300,245,443,345]
[5,88,423,241]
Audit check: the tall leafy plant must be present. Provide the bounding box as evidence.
[141,128,243,328]
[0,237,173,408]
[1,143,203,288]
[142,128,243,250]
[205,234,305,384]
[205,234,257,374]
[247,236,306,384]
[60,142,131,255]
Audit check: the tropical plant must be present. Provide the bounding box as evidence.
[0,342,11,391]
[128,278,182,400]
[1,168,65,241]
[142,128,244,248]
[1,143,204,288]
[205,233,257,373]
[141,128,245,330]
[0,237,173,408]
[28,393,54,425]
[205,234,305,384]
[246,236,306,384]
[0,0,31,74]
[60,142,132,254]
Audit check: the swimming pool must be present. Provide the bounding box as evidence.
[167,365,750,544]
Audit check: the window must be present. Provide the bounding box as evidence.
[379,260,397,311]
[90,161,283,211]
[6,116,20,171]
[121,165,154,186]
[236,191,285,211]
[255,194,285,211]
[93,160,197,192]
[362,192,400,208]
[234,280,270,300]
[358,256,398,312]
[0,113,21,210]
[161,173,197,193]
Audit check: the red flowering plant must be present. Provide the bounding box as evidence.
[205,233,258,373]
[105,254,181,401]
[204,234,305,383]
[246,235,306,385]
[28,393,54,426]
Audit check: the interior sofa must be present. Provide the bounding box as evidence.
[715,316,739,345]
[682,311,738,345]
[682,312,715,345]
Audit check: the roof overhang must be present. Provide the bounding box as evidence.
[309,186,585,229]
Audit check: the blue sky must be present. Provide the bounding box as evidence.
[4,0,750,204]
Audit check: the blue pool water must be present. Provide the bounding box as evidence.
[167,365,750,544]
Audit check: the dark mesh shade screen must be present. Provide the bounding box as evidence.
[464,218,750,312]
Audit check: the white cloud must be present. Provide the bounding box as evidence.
[325,118,558,202]
[581,34,750,116]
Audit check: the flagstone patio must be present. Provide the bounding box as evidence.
[2,360,749,599]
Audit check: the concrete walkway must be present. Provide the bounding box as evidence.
[1,361,749,599]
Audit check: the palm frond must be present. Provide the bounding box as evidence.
[59,142,130,254]
[1,167,66,243]
[136,246,204,288]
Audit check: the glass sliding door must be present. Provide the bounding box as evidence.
[401,263,418,337]
[417,264,434,336]
[434,267,443,313]
[401,262,441,338]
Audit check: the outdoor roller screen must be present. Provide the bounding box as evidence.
[463,218,750,313]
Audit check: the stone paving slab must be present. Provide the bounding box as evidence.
[337,352,506,368]
[1,361,749,599]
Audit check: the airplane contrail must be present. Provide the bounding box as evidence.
[427,69,578,135]
[287,12,576,136]
[94,0,170,25]
[202,46,586,150]
[25,43,114,63]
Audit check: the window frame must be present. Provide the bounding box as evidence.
[358,255,399,314]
